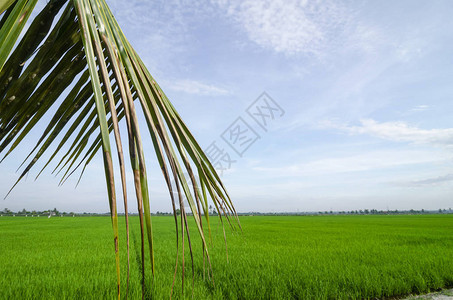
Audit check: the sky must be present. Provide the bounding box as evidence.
[1,0,453,213]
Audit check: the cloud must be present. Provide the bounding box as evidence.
[321,119,453,146]
[166,79,230,96]
[109,0,388,63]
[253,149,446,177]
[215,0,350,56]
[108,0,216,74]
[390,174,453,187]
[410,105,430,112]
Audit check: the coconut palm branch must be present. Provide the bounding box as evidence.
[0,0,240,298]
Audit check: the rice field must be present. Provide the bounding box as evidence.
[1,214,453,299]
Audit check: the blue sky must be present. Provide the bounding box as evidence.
[1,0,453,213]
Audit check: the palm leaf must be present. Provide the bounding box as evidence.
[0,0,239,298]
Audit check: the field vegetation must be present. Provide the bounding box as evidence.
[1,214,453,299]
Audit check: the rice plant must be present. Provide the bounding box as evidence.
[1,215,452,299]
[0,0,239,298]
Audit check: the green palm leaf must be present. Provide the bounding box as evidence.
[0,0,239,298]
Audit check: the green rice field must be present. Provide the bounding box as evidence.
[1,215,453,299]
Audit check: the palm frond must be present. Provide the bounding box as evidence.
[0,0,239,298]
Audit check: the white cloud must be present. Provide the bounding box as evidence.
[321,119,453,146]
[410,105,430,112]
[167,79,230,96]
[215,0,350,56]
[390,174,453,188]
[108,0,216,74]
[253,149,447,177]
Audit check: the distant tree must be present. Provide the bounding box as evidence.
[175,209,181,216]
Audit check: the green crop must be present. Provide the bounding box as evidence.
[1,214,452,299]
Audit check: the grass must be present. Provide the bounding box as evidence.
[1,214,453,299]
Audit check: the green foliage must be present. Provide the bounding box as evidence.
[0,0,238,296]
[1,215,453,299]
